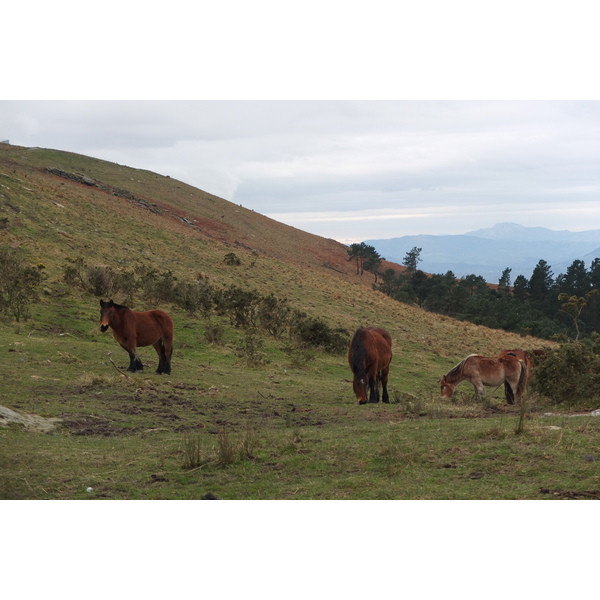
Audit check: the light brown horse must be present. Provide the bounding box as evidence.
[348,327,392,405]
[440,353,527,405]
[100,300,174,374]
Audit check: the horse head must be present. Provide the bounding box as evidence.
[99,299,114,332]
[353,376,368,405]
[439,376,453,398]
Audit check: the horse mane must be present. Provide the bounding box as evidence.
[444,354,480,383]
[112,302,129,310]
[349,329,369,379]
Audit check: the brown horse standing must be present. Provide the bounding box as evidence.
[348,327,392,405]
[498,349,534,383]
[99,300,174,374]
[440,353,527,405]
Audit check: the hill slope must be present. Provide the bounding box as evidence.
[0,142,549,367]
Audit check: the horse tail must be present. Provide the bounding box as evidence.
[505,359,528,404]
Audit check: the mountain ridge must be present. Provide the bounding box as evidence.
[366,222,600,283]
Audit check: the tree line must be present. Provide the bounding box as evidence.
[347,243,600,341]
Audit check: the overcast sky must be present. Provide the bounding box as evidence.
[2,100,599,244]
[3,3,600,245]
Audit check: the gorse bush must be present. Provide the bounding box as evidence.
[530,334,600,405]
[204,321,225,345]
[63,258,138,303]
[59,260,348,353]
[218,285,261,328]
[236,330,269,367]
[290,312,348,354]
[139,269,178,304]
[0,248,45,321]
[175,280,215,316]
[257,294,291,339]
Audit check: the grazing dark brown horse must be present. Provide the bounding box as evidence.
[499,349,534,383]
[348,327,392,405]
[99,300,174,374]
[440,353,527,405]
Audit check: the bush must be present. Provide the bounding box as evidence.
[219,285,261,328]
[236,330,269,367]
[257,294,291,338]
[204,321,225,345]
[290,312,348,354]
[174,280,216,316]
[0,248,45,321]
[140,269,177,304]
[223,252,241,266]
[530,335,600,405]
[63,258,139,303]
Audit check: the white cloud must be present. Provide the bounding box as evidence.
[1,100,599,242]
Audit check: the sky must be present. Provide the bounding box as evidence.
[2,100,599,244]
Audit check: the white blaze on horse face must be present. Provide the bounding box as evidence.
[100,305,114,332]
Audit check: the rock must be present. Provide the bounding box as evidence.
[0,405,62,432]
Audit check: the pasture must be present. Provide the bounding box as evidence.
[2,299,599,501]
[1,144,598,500]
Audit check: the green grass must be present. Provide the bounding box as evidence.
[1,143,598,501]
[2,298,599,500]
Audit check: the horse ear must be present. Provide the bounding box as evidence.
[100,299,104,306]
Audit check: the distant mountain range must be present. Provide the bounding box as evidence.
[365,223,600,283]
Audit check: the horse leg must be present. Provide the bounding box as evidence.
[472,381,485,402]
[163,336,172,375]
[118,340,141,372]
[368,375,380,403]
[380,366,390,403]
[126,349,143,372]
[153,340,169,375]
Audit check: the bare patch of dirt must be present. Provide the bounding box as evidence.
[60,414,134,436]
[539,488,600,499]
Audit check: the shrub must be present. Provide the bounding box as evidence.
[290,312,348,354]
[257,294,291,338]
[219,285,261,328]
[140,269,177,304]
[236,330,269,367]
[174,280,215,316]
[204,321,225,345]
[63,259,139,303]
[86,266,116,297]
[530,335,600,405]
[0,248,45,321]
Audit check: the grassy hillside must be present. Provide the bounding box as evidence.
[2,142,598,501]
[0,143,547,356]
